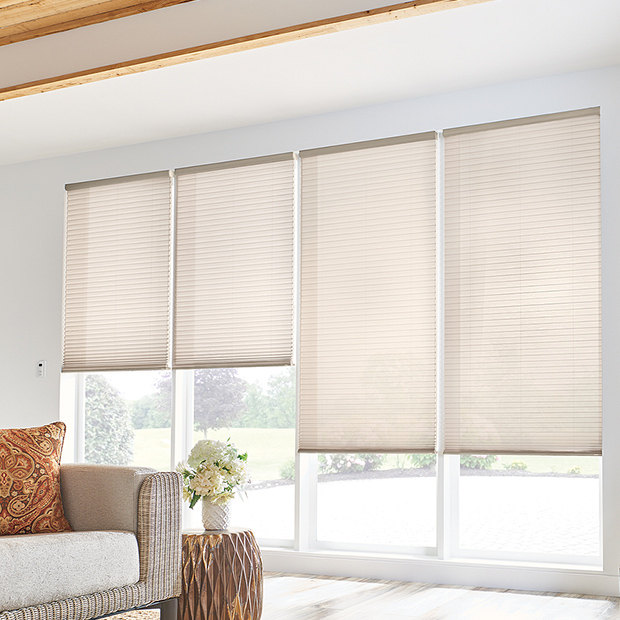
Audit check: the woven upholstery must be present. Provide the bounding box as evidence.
[0,469,182,620]
[61,465,157,535]
[138,473,183,602]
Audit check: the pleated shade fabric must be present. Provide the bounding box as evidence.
[63,172,172,372]
[174,154,295,369]
[298,134,437,453]
[444,109,601,455]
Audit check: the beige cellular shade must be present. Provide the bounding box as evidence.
[299,134,437,453]
[444,109,601,455]
[63,172,172,372]
[174,154,295,369]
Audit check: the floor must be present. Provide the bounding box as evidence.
[112,572,620,620]
[261,572,620,620]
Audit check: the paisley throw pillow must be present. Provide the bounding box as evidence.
[0,421,72,535]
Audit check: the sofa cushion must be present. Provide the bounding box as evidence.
[0,422,71,536]
[60,464,156,535]
[0,530,140,612]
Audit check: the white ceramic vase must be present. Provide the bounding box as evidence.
[201,498,230,531]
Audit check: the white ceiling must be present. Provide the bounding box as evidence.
[1,0,619,167]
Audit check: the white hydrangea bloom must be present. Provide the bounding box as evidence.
[178,438,249,508]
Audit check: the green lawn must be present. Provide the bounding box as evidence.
[133,428,599,479]
[202,428,295,481]
[382,454,599,476]
[491,454,600,476]
[132,428,171,471]
[133,427,295,480]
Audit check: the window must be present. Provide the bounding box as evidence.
[316,453,437,551]
[63,173,171,372]
[60,370,171,470]
[62,108,601,567]
[63,154,295,374]
[458,455,600,559]
[298,134,437,453]
[174,155,295,369]
[444,110,601,456]
[183,367,296,543]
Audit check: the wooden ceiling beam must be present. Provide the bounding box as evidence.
[0,0,194,46]
[0,0,494,103]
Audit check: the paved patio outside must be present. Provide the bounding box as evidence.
[222,475,599,557]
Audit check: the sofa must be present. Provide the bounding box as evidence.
[0,464,182,620]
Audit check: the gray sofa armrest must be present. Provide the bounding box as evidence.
[60,464,157,534]
[60,464,183,603]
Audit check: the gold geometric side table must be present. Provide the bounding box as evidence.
[178,528,263,620]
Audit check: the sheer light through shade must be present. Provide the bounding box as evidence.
[298,134,437,453]
[174,154,295,369]
[444,109,601,455]
[63,172,171,372]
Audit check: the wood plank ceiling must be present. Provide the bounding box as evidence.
[0,0,194,47]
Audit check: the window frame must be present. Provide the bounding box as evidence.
[60,111,603,570]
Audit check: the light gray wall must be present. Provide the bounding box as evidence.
[1,64,619,588]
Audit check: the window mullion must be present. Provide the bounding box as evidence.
[74,373,85,463]
[172,368,195,528]
[293,152,316,550]
[295,453,318,552]
[436,130,448,559]
[169,168,176,371]
[171,369,194,467]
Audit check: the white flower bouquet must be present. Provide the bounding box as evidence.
[177,439,249,508]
